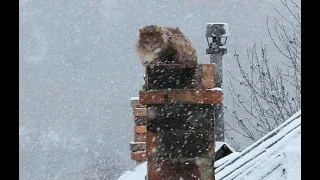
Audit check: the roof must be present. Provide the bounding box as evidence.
[117,110,301,180]
[117,161,147,180]
[215,110,301,180]
[117,142,236,180]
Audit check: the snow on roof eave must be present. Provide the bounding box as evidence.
[117,162,147,180]
[117,171,134,180]
[215,109,301,177]
[215,152,240,169]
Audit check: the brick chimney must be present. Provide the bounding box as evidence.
[130,63,221,179]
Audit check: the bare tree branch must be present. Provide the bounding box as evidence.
[226,0,300,148]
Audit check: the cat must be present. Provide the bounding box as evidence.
[135,25,198,67]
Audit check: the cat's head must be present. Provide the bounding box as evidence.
[137,25,166,51]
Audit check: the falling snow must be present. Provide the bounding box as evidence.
[20,0,300,180]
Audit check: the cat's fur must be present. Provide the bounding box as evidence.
[135,25,198,67]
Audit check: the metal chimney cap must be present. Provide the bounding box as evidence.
[206,23,229,38]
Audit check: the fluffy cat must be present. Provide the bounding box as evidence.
[135,25,198,67]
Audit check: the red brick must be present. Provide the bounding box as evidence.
[139,91,164,105]
[147,158,161,180]
[134,125,147,134]
[146,132,157,157]
[168,90,222,104]
[139,90,222,105]
[130,151,146,161]
[133,108,147,116]
[134,133,147,142]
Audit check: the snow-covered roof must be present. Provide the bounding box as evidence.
[215,152,241,169]
[117,161,147,180]
[117,142,237,180]
[215,110,301,180]
[116,152,240,180]
[117,110,301,180]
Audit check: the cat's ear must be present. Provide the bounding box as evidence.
[156,26,162,32]
[139,28,145,34]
